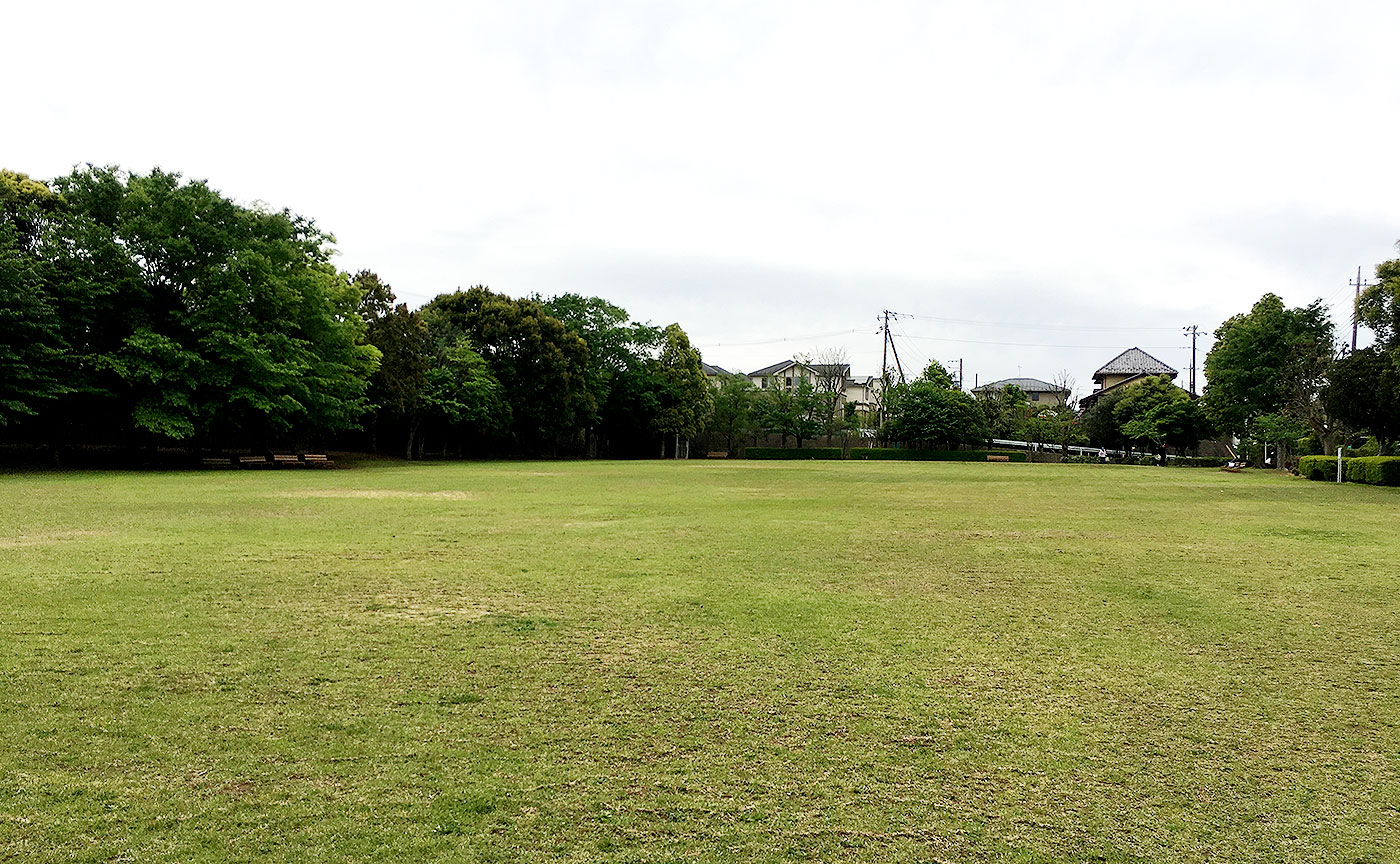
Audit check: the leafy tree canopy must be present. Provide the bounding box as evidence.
[1201,293,1335,440]
[421,286,594,454]
[884,363,986,449]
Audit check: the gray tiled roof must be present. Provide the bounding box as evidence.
[747,360,852,378]
[971,377,1065,394]
[1094,348,1176,378]
[701,362,729,376]
[748,360,798,377]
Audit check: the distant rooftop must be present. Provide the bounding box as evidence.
[971,377,1066,394]
[1093,348,1176,380]
[701,362,729,376]
[748,360,797,377]
[747,359,853,378]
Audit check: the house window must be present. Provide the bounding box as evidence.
[761,378,768,389]
[785,376,793,388]
[1031,392,1040,402]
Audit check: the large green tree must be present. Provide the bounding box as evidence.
[1114,376,1210,456]
[0,171,67,426]
[759,379,820,448]
[652,323,713,458]
[420,286,594,455]
[704,373,758,455]
[883,362,986,449]
[1201,293,1336,448]
[1325,346,1400,455]
[356,271,431,458]
[18,166,380,450]
[979,384,1031,442]
[541,293,662,457]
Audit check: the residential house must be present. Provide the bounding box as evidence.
[971,377,1070,407]
[747,359,883,416]
[1078,348,1179,411]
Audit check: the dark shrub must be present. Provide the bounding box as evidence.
[745,447,842,460]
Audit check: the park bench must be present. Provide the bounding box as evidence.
[238,455,271,468]
[987,454,1009,462]
[272,454,304,467]
[302,453,333,467]
[706,451,729,459]
[202,457,234,469]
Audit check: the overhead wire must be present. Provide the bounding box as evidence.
[694,327,867,349]
[896,332,1207,350]
[894,312,1183,332]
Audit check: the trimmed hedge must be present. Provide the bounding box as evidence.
[1299,454,1345,481]
[1298,454,1400,485]
[1168,457,1228,468]
[745,447,843,460]
[1345,456,1400,486]
[848,448,1027,463]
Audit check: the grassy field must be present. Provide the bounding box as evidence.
[1,460,1398,862]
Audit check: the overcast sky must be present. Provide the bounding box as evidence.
[8,1,1398,394]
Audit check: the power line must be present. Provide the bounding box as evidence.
[894,311,1182,332]
[694,327,867,349]
[896,332,1209,350]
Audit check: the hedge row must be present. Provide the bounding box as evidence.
[1299,454,1400,485]
[845,448,1027,462]
[1346,456,1400,485]
[1168,457,1228,468]
[1299,455,1343,481]
[744,447,843,460]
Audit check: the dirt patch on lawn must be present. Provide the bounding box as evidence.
[360,597,494,623]
[278,489,474,501]
[0,529,110,548]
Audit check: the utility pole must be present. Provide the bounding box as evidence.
[1350,266,1371,352]
[1183,324,1199,396]
[881,311,891,388]
[958,358,964,391]
[880,310,906,385]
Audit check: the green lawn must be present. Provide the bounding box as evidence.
[1,461,1397,862]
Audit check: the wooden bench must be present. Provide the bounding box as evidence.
[238,455,271,468]
[302,454,333,467]
[706,451,729,459]
[202,457,234,469]
[987,455,1010,462]
[272,454,305,467]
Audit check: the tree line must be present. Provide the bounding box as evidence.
[0,167,714,461]
[1198,276,1400,463]
[6,165,1398,465]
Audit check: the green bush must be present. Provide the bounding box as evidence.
[1168,457,1228,468]
[848,448,1027,463]
[1344,456,1400,486]
[1352,438,1381,457]
[745,447,843,460]
[1298,455,1343,481]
